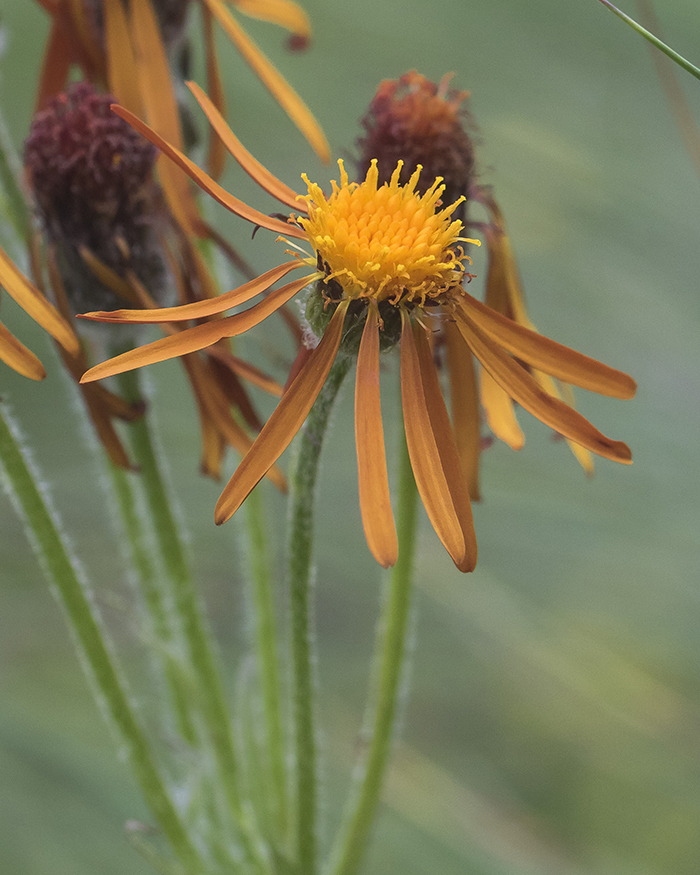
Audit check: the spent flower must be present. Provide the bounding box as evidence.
[79,87,636,571]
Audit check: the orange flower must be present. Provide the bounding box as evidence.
[0,243,79,381]
[80,88,636,571]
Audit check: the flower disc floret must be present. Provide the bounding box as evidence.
[298,159,469,305]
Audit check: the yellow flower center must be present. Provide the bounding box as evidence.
[298,159,472,306]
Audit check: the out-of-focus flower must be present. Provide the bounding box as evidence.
[358,71,598,485]
[0,242,78,380]
[33,0,329,164]
[79,90,636,571]
[23,82,285,478]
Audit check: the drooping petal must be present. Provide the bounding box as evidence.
[461,291,637,400]
[81,274,312,382]
[479,192,530,326]
[231,0,311,37]
[182,352,286,490]
[399,312,467,568]
[188,81,304,210]
[355,302,397,568]
[202,3,227,181]
[0,320,46,380]
[533,369,595,476]
[103,0,144,116]
[215,300,349,524]
[455,311,633,465]
[201,0,330,163]
[445,321,481,500]
[129,0,203,237]
[480,367,524,450]
[80,262,305,323]
[111,105,308,239]
[78,246,142,305]
[205,346,284,396]
[0,244,79,355]
[413,323,477,572]
[35,19,72,110]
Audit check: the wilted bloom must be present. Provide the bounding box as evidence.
[79,88,635,571]
[0,243,79,380]
[23,82,284,477]
[34,0,328,163]
[358,71,598,482]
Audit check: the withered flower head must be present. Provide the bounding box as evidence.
[25,82,165,313]
[357,70,476,210]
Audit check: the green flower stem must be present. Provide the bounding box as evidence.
[108,461,198,746]
[288,355,352,875]
[117,369,267,871]
[0,403,202,873]
[326,428,419,875]
[596,0,700,81]
[244,486,289,839]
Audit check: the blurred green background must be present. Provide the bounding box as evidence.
[2,1,700,873]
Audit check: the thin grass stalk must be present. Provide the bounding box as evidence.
[244,485,289,840]
[116,368,270,873]
[0,402,203,873]
[325,428,418,875]
[288,355,352,875]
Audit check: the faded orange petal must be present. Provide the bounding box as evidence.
[129,0,202,236]
[445,320,481,500]
[214,300,349,524]
[187,81,304,209]
[231,0,311,37]
[35,19,72,111]
[205,346,284,396]
[400,312,466,568]
[103,0,144,116]
[111,105,307,239]
[0,245,79,355]
[455,311,633,465]
[533,369,595,476]
[414,324,477,572]
[81,274,312,382]
[461,291,637,400]
[355,302,397,568]
[202,0,330,162]
[202,4,227,181]
[0,320,46,381]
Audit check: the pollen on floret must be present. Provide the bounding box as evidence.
[299,159,474,306]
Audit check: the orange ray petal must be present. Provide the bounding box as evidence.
[455,311,633,465]
[461,291,637,400]
[81,274,311,381]
[215,300,348,523]
[187,81,304,210]
[399,312,467,568]
[202,3,227,181]
[355,302,397,568]
[79,261,307,323]
[533,369,595,475]
[201,0,330,162]
[182,353,286,490]
[480,366,524,451]
[111,105,308,239]
[0,320,46,380]
[205,346,284,396]
[129,0,202,236]
[103,0,144,116]
[230,0,311,37]
[34,19,72,111]
[0,245,79,355]
[480,194,531,326]
[445,321,481,500]
[414,324,477,572]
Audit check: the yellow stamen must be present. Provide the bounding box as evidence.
[298,159,478,305]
